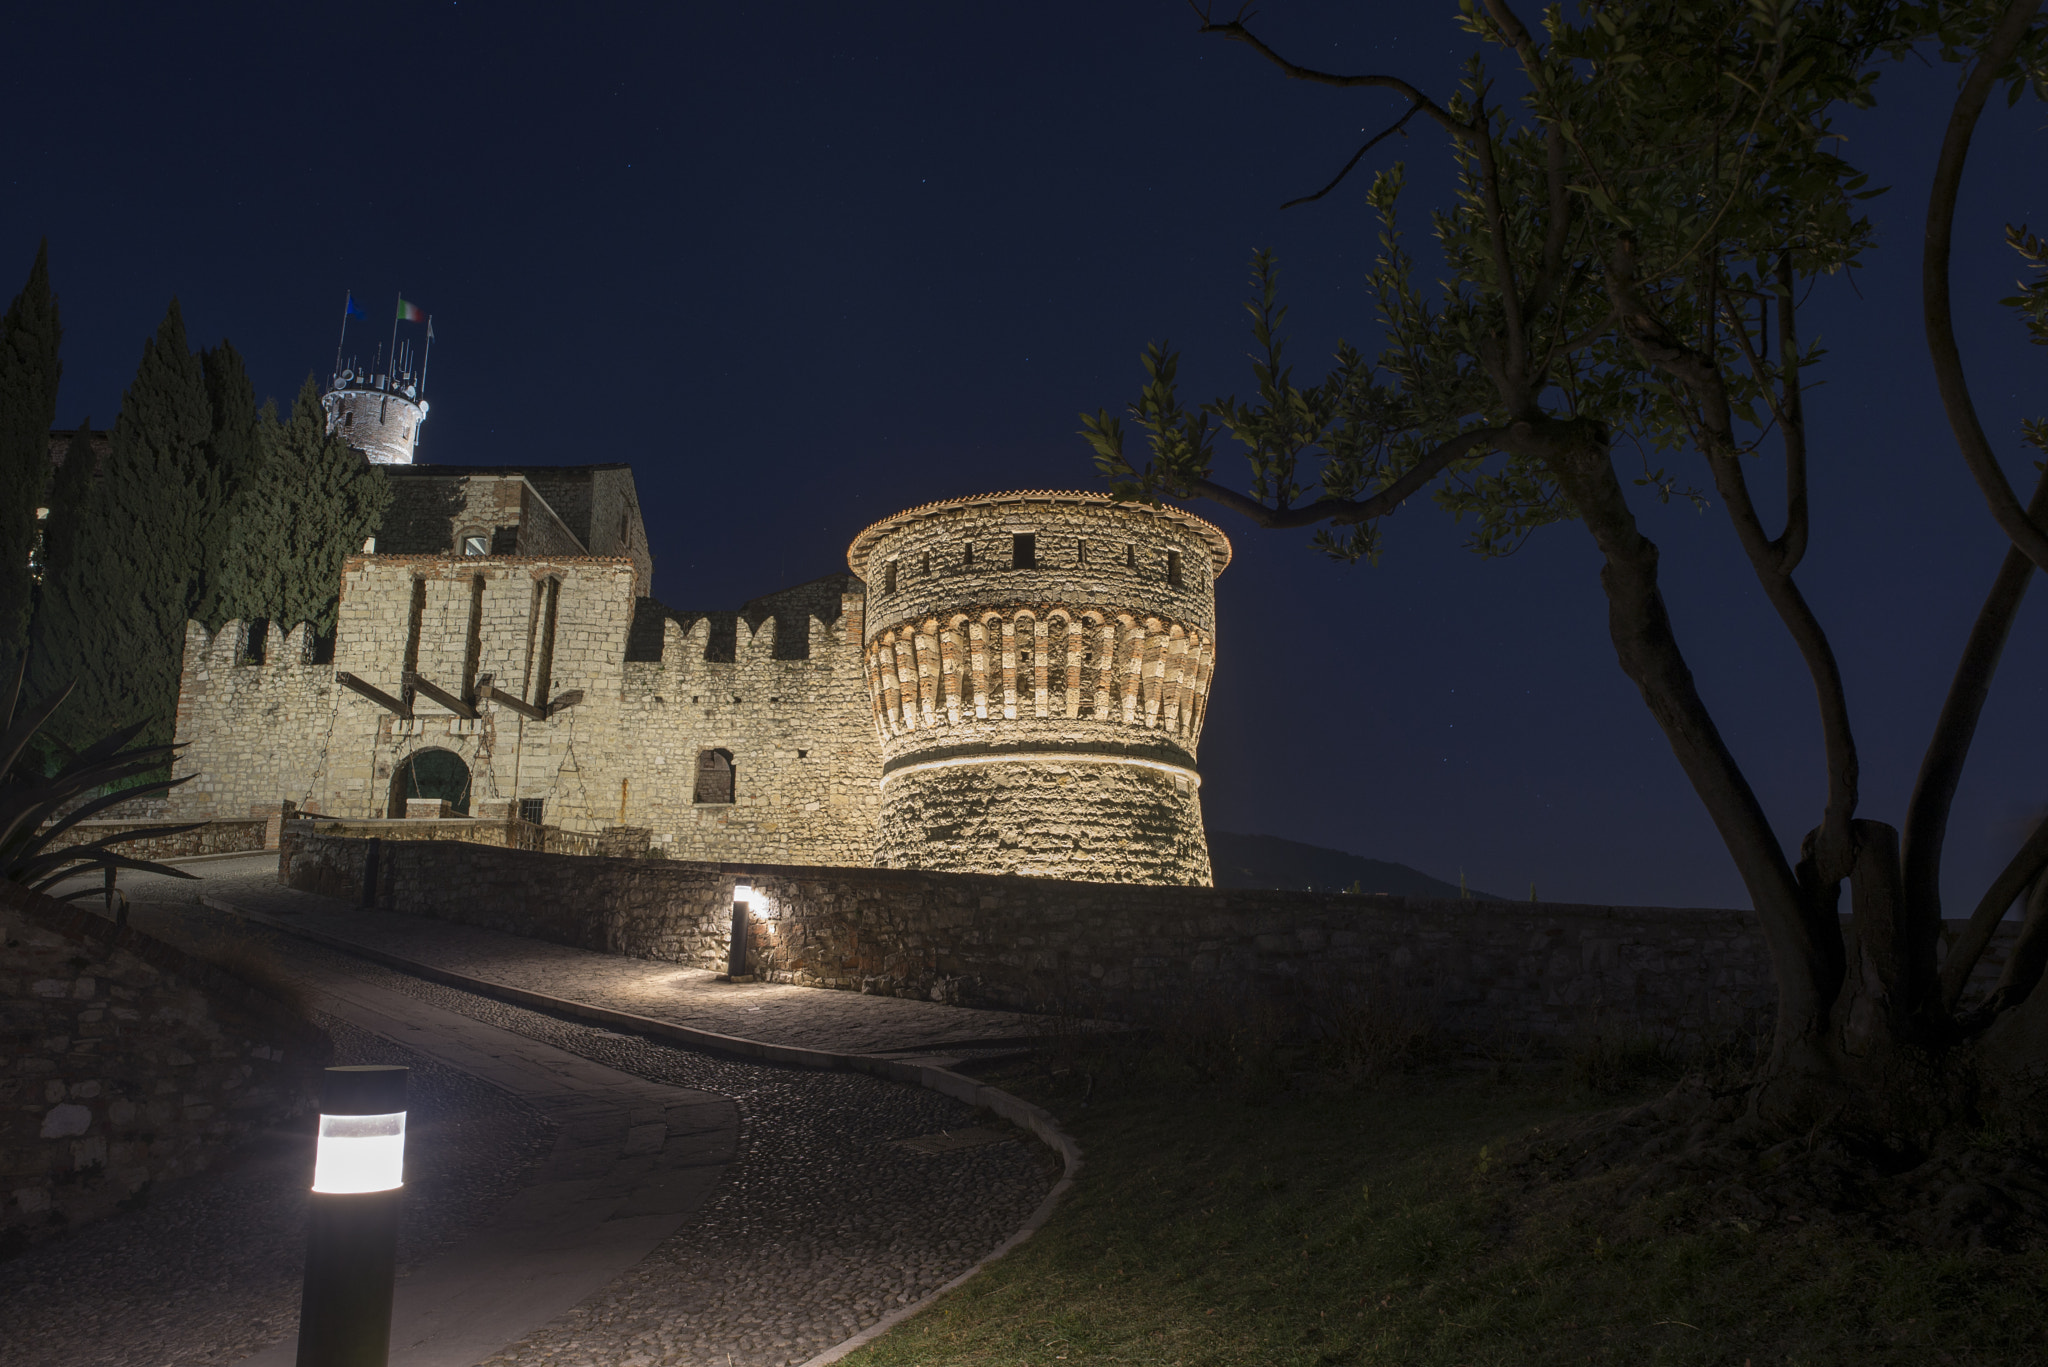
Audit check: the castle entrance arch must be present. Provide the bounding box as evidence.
[391,747,471,816]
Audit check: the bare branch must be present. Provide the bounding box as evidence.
[1923,0,2048,572]
[1185,426,1510,529]
[1943,812,2048,1010]
[1902,468,2048,948]
[1199,19,1469,136]
[1471,92,1530,391]
[1279,101,1424,210]
[1772,253,1810,573]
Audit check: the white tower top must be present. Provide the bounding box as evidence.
[322,355,429,466]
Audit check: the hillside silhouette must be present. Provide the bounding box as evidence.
[1206,831,1505,901]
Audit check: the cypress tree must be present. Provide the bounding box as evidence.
[196,340,263,626]
[0,242,62,679]
[26,300,215,752]
[218,376,390,641]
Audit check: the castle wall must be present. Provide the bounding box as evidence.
[168,621,336,821]
[616,582,880,865]
[377,472,586,562]
[173,557,879,865]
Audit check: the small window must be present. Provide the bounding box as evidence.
[884,560,898,594]
[1167,550,1184,588]
[1012,533,1036,570]
[1077,540,1089,566]
[694,748,735,804]
[461,534,488,556]
[964,543,975,568]
[921,552,931,576]
[1125,543,1137,568]
[517,798,545,824]
[797,749,809,759]
[343,412,355,429]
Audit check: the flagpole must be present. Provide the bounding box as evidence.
[419,316,434,394]
[387,291,403,387]
[334,291,352,375]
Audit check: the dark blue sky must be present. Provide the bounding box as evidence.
[6,3,2043,910]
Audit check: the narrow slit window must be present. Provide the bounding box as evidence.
[884,560,898,594]
[1077,540,1088,566]
[1012,533,1036,570]
[964,543,975,568]
[1125,543,1137,568]
[532,577,560,706]
[921,552,931,576]
[1167,550,1184,588]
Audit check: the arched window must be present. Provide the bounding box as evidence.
[694,748,735,804]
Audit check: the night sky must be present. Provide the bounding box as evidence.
[6,3,2043,911]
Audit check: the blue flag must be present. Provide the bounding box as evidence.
[344,292,365,319]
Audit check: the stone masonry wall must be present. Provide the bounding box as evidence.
[279,827,1783,1044]
[619,580,880,866]
[169,620,337,822]
[0,880,325,1256]
[39,819,267,862]
[849,492,1229,885]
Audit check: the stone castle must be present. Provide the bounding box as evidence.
[167,356,1230,885]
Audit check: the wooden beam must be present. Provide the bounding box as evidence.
[335,672,410,718]
[547,689,585,718]
[402,670,478,719]
[477,679,545,723]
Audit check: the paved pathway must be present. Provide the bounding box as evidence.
[25,854,1063,1367]
[157,853,1046,1062]
[229,962,736,1367]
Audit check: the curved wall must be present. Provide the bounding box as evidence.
[849,491,1228,884]
[321,380,426,465]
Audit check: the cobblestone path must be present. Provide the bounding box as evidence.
[7,856,1061,1367]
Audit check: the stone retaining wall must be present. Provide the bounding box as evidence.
[0,880,327,1256]
[280,825,1794,1044]
[38,818,268,862]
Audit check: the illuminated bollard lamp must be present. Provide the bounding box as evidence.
[725,880,755,981]
[295,1065,408,1367]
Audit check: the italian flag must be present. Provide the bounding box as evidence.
[397,297,426,322]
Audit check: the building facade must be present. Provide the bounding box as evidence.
[168,450,1228,884]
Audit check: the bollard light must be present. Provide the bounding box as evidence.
[296,1065,407,1367]
[728,880,753,979]
[312,1110,406,1195]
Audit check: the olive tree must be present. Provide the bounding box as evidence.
[1085,0,2048,1135]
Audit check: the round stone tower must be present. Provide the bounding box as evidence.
[321,365,428,465]
[848,490,1230,886]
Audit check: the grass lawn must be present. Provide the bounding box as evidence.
[842,1049,2048,1367]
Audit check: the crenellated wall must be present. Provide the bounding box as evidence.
[170,620,336,822]
[169,560,878,867]
[168,486,1230,888]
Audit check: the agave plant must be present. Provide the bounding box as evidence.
[1,664,203,898]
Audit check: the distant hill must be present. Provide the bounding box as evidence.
[1205,831,1506,901]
